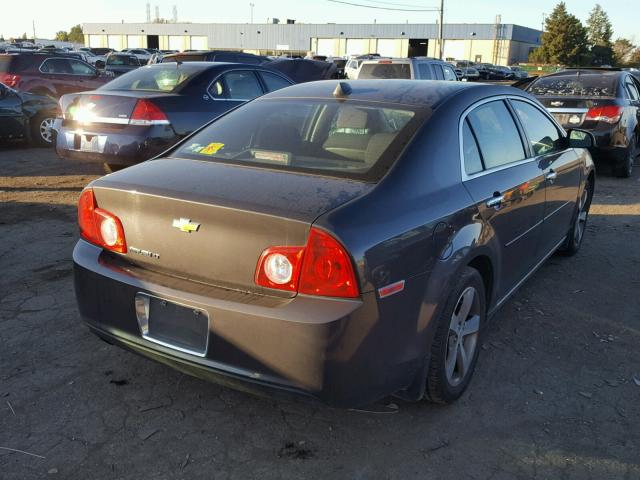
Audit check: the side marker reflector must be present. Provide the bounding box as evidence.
[378,280,405,299]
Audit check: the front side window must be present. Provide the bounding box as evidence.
[511,100,563,156]
[443,65,457,81]
[173,99,426,181]
[467,100,526,169]
[222,71,263,100]
[69,60,95,75]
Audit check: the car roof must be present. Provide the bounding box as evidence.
[259,79,513,108]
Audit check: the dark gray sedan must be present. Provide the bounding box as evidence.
[73,80,595,408]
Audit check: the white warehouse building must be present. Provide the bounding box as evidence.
[83,21,542,66]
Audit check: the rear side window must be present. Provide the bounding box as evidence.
[529,73,617,97]
[625,78,639,100]
[511,100,562,156]
[358,63,411,79]
[222,71,264,100]
[260,71,291,92]
[100,65,201,92]
[467,101,525,169]
[462,120,484,175]
[69,60,95,75]
[174,99,427,181]
[418,64,432,79]
[432,65,445,80]
[40,58,73,74]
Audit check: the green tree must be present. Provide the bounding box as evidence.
[68,25,84,44]
[537,2,589,66]
[20,32,28,40]
[613,38,636,65]
[586,4,614,65]
[54,31,69,42]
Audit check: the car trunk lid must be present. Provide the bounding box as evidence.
[537,96,617,128]
[90,158,373,296]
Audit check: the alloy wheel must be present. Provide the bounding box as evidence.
[445,286,481,387]
[574,184,590,244]
[39,118,54,143]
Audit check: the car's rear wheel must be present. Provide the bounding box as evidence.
[558,178,593,256]
[30,114,55,147]
[425,266,486,404]
[615,140,635,178]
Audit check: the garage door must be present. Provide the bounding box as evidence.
[346,39,366,56]
[376,39,400,57]
[107,35,123,51]
[316,39,335,56]
[169,36,186,52]
[191,36,208,50]
[127,35,142,49]
[88,35,107,48]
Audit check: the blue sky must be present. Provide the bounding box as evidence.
[1,0,637,42]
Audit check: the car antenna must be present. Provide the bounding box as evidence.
[333,81,352,98]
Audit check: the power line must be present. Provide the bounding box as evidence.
[326,0,439,12]
[352,0,436,7]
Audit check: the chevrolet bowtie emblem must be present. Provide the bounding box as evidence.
[172,218,200,233]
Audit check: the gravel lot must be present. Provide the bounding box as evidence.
[1,145,639,480]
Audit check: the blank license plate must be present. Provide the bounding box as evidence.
[137,294,209,356]
[77,134,106,153]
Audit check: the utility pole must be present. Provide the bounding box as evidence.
[541,13,546,33]
[32,20,36,42]
[250,3,255,24]
[438,0,444,59]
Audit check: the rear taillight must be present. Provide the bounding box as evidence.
[585,105,623,124]
[0,73,21,88]
[78,189,127,253]
[255,228,359,298]
[129,99,169,126]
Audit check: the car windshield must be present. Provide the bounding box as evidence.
[358,63,411,79]
[172,98,427,181]
[529,73,618,97]
[99,65,202,92]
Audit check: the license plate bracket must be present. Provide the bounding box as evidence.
[135,293,209,356]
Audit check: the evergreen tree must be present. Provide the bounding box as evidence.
[613,38,636,65]
[536,2,589,66]
[586,4,614,65]
[20,33,28,40]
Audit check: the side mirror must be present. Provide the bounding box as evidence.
[567,129,595,149]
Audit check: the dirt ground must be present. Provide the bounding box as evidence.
[1,145,639,480]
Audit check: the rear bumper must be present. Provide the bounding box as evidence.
[73,240,424,407]
[54,121,178,166]
[589,127,629,164]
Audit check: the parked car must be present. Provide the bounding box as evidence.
[524,68,640,177]
[332,57,347,78]
[104,53,141,76]
[72,79,595,408]
[344,55,381,79]
[623,67,640,82]
[357,57,458,81]
[509,66,529,79]
[475,63,508,80]
[54,62,294,173]
[493,66,515,80]
[121,48,152,63]
[453,62,480,81]
[0,52,113,99]
[0,81,58,146]
[162,50,270,65]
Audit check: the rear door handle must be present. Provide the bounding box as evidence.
[486,194,504,209]
[546,170,557,181]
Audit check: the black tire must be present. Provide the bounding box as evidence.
[425,266,486,404]
[30,114,55,147]
[615,140,635,178]
[558,177,593,256]
[103,163,126,174]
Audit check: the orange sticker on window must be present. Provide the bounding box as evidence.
[199,142,225,155]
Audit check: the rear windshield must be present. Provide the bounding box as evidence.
[529,73,618,97]
[162,54,206,63]
[172,98,427,181]
[358,63,411,79]
[0,55,29,73]
[99,65,202,92]
[107,55,139,66]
